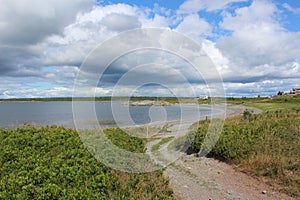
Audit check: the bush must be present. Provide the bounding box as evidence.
[0,126,176,199]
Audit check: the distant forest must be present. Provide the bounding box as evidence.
[0,96,183,102]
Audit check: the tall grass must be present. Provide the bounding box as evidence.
[189,110,300,197]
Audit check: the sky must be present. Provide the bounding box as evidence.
[0,0,300,98]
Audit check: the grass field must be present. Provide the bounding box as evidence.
[191,95,300,197]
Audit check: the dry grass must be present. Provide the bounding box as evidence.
[111,170,178,200]
[190,111,300,197]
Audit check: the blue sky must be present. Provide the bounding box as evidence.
[0,0,299,98]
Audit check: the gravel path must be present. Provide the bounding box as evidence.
[145,105,296,200]
[166,155,295,200]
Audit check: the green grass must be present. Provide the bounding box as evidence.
[246,102,300,112]
[0,126,177,199]
[151,137,174,152]
[190,95,300,197]
[197,95,300,109]
[227,95,300,112]
[104,128,147,153]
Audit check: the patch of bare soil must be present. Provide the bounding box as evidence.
[165,155,296,200]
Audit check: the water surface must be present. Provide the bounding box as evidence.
[0,101,222,129]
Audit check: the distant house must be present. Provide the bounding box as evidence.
[291,88,300,95]
[201,95,209,100]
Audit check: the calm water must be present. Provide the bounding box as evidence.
[0,101,222,129]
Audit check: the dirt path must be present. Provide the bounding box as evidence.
[166,155,295,200]
[146,105,296,200]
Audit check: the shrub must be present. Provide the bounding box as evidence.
[0,126,176,199]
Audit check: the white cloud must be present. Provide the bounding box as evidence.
[177,0,248,13]
[224,77,300,97]
[220,0,279,29]
[101,13,141,31]
[217,0,300,68]
[43,66,79,85]
[202,39,230,73]
[141,14,171,28]
[282,3,300,14]
[41,3,173,67]
[176,14,212,37]
[0,1,299,98]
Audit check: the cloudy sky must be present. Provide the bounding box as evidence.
[0,0,299,98]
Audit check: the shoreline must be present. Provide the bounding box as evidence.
[0,104,262,130]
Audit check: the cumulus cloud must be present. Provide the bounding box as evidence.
[141,14,171,28]
[41,3,172,67]
[217,0,300,75]
[176,14,212,37]
[0,65,81,98]
[73,29,219,92]
[224,77,300,97]
[0,3,148,78]
[101,13,141,31]
[0,0,93,79]
[0,0,92,45]
[0,0,299,98]
[0,45,42,76]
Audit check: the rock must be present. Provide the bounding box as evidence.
[128,100,172,106]
[262,190,267,194]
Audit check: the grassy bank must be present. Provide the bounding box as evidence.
[190,95,300,197]
[0,126,176,199]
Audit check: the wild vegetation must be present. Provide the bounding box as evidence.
[190,95,300,197]
[1,95,299,198]
[0,126,176,199]
[151,136,174,152]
